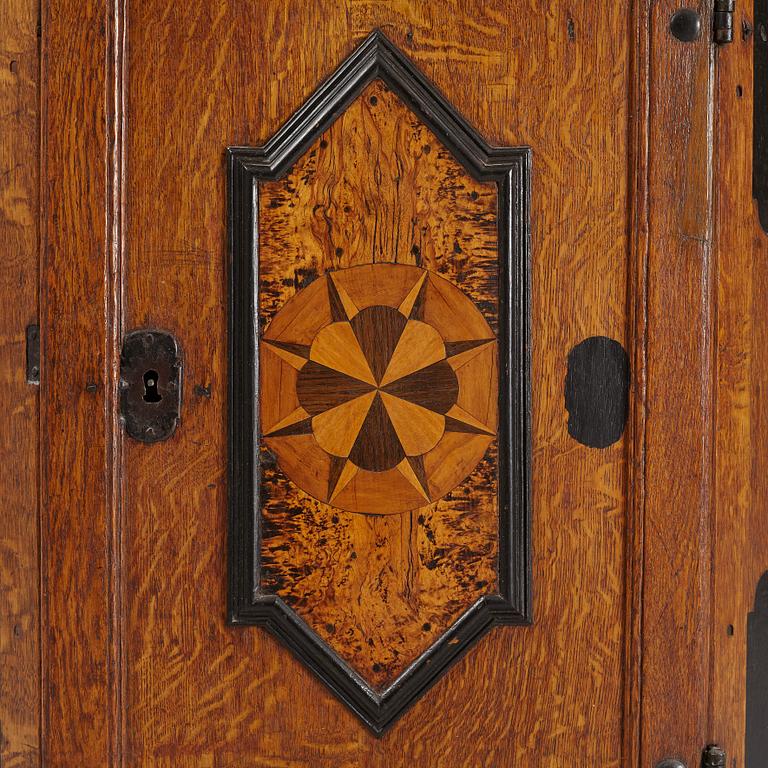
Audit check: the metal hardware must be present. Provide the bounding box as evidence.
[25,324,39,385]
[656,760,686,768]
[747,573,768,767]
[670,9,702,41]
[702,744,726,767]
[565,336,629,448]
[755,0,768,233]
[713,0,735,43]
[119,329,182,443]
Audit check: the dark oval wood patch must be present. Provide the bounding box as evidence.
[747,571,768,767]
[565,336,629,449]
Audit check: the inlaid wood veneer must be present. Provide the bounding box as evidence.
[262,264,497,515]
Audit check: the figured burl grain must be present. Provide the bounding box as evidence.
[258,79,499,688]
[260,446,498,689]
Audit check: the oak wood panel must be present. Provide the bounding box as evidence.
[40,0,121,763]
[121,0,631,764]
[711,7,768,764]
[640,2,715,765]
[0,0,39,764]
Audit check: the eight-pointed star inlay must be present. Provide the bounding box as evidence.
[260,263,498,514]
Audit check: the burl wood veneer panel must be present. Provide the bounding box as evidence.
[259,81,500,690]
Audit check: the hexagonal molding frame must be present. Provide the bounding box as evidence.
[227,29,531,734]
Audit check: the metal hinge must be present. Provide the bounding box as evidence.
[656,744,726,768]
[25,324,39,385]
[702,744,726,767]
[714,0,735,43]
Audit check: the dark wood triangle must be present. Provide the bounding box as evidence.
[264,417,314,438]
[444,338,494,357]
[327,456,348,501]
[348,393,405,472]
[327,273,350,322]
[406,455,431,500]
[381,362,458,414]
[350,306,407,383]
[408,275,429,321]
[264,338,312,358]
[296,361,376,415]
[443,415,494,435]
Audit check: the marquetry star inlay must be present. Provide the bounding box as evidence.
[260,263,498,515]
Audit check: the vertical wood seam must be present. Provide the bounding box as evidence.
[625,0,651,765]
[707,41,723,752]
[37,0,47,761]
[105,0,126,763]
[35,0,43,760]
[703,35,718,759]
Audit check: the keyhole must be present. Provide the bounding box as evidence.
[143,370,162,403]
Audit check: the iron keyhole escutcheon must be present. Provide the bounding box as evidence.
[120,330,182,443]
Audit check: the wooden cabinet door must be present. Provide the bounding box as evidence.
[3,0,766,766]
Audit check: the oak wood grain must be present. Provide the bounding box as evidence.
[710,7,768,765]
[40,0,123,763]
[34,0,766,763]
[119,0,632,763]
[0,0,39,764]
[639,3,716,765]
